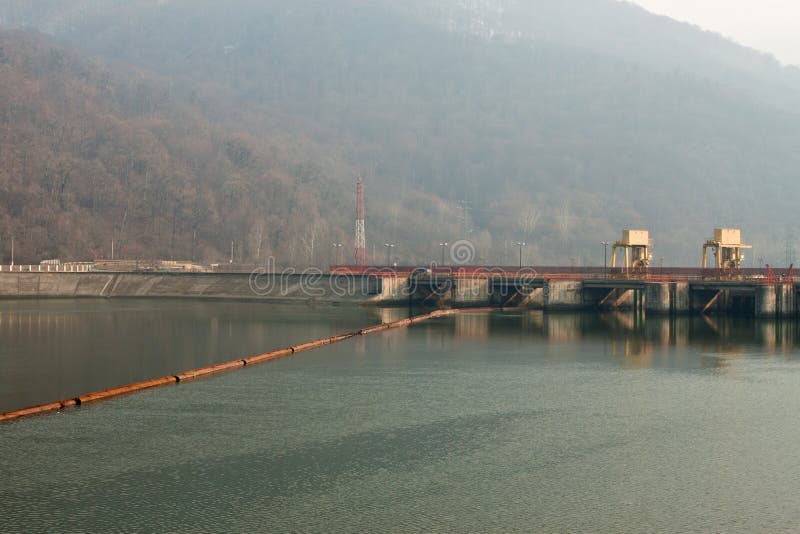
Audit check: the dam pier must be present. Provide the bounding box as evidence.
[378,269,796,318]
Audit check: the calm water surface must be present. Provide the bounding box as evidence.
[0,299,384,412]
[3,301,800,531]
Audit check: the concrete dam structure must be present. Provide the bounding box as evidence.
[404,275,796,318]
[0,269,797,317]
[0,271,379,303]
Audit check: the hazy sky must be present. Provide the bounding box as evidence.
[629,0,800,66]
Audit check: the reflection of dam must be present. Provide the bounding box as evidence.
[454,313,490,340]
[421,310,800,364]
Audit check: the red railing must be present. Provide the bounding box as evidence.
[329,265,796,284]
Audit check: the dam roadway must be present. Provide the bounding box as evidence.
[0,266,796,317]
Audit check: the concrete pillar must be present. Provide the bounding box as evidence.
[777,284,796,318]
[453,278,489,307]
[543,280,584,311]
[645,283,670,314]
[673,282,690,314]
[755,285,777,318]
[524,287,544,309]
[378,276,410,304]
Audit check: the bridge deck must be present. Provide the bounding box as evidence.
[332,265,795,287]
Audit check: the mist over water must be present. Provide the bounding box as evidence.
[4,302,800,531]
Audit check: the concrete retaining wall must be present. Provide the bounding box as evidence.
[0,272,380,303]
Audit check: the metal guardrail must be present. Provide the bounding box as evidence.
[0,263,793,285]
[0,264,94,272]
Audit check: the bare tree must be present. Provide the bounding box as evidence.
[555,203,572,240]
[300,221,321,266]
[518,205,542,239]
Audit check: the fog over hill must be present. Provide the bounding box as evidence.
[0,0,798,266]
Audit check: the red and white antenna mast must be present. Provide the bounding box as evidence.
[354,177,366,266]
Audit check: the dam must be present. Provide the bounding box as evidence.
[0,266,795,317]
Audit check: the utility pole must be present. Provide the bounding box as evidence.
[458,200,472,236]
[10,237,14,267]
[516,242,526,269]
[384,243,395,266]
[354,178,367,266]
[111,239,115,260]
[439,242,448,266]
[230,241,234,264]
[601,241,609,276]
[332,243,343,265]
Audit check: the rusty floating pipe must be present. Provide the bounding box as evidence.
[0,308,498,424]
[242,347,294,366]
[175,360,245,382]
[77,376,178,405]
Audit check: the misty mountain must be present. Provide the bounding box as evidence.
[1,0,798,266]
[403,0,800,107]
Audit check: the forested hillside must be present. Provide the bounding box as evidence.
[0,30,383,264]
[1,1,799,266]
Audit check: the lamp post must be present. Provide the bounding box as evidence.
[384,243,395,266]
[332,243,343,265]
[601,241,609,277]
[439,242,448,266]
[516,242,526,269]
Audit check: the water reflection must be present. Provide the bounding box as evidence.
[8,305,800,532]
[0,299,383,413]
[423,310,800,369]
[5,300,800,413]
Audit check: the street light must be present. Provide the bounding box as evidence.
[384,243,396,266]
[332,243,343,265]
[439,242,448,266]
[516,242,526,269]
[601,241,609,276]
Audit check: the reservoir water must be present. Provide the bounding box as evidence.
[3,300,800,531]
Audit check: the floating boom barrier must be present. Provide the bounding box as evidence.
[0,308,496,424]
